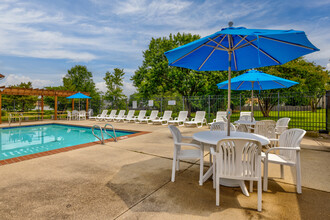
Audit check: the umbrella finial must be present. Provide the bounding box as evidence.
[228,21,234,27]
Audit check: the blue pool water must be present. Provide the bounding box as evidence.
[0,124,135,160]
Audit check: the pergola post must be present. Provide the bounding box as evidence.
[72,98,74,110]
[54,95,58,120]
[41,95,44,120]
[86,98,88,112]
[0,93,2,124]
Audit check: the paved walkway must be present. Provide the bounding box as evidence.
[0,120,329,219]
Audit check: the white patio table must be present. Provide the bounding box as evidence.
[193,131,269,196]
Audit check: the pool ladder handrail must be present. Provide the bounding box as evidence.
[104,123,117,142]
[92,125,105,144]
[91,124,117,144]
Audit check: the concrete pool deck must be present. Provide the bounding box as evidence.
[0,120,329,219]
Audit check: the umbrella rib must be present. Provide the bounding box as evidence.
[233,35,248,49]
[230,36,238,70]
[272,80,287,88]
[237,35,281,64]
[257,81,263,90]
[259,36,318,50]
[207,36,228,50]
[236,81,245,90]
[198,35,227,70]
[234,39,257,50]
[204,45,227,51]
[171,35,222,65]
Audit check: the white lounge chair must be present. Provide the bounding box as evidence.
[105,110,118,121]
[132,110,147,123]
[208,111,227,127]
[262,128,306,194]
[112,110,125,121]
[89,110,108,120]
[138,110,159,124]
[152,110,172,125]
[119,110,135,122]
[184,111,206,128]
[168,125,204,185]
[168,111,188,126]
[211,138,262,211]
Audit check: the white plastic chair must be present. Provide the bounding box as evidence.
[254,120,276,147]
[104,110,117,121]
[129,110,146,123]
[67,111,72,120]
[72,110,79,120]
[275,118,291,136]
[262,128,306,194]
[168,125,204,185]
[210,122,236,131]
[208,111,227,127]
[152,110,172,125]
[210,138,262,211]
[138,110,159,123]
[184,111,207,128]
[168,111,188,126]
[78,110,86,120]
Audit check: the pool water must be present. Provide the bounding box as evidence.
[0,124,135,160]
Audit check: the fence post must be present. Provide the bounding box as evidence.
[182,96,185,111]
[161,97,163,113]
[208,95,210,122]
[278,91,280,120]
[239,94,241,113]
[326,91,330,132]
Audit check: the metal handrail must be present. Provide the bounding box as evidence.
[104,123,117,142]
[92,125,104,144]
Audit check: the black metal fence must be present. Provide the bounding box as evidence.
[98,91,328,132]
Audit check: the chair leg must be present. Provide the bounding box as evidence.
[213,157,216,189]
[263,159,268,191]
[280,164,284,179]
[199,152,204,186]
[171,150,177,182]
[296,152,302,194]
[250,181,253,193]
[258,177,262,212]
[176,159,180,171]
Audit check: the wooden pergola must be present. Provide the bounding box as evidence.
[0,87,90,124]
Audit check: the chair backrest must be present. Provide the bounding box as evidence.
[276,118,291,134]
[117,110,126,117]
[216,111,227,122]
[236,124,249,132]
[215,138,261,179]
[100,110,108,117]
[87,109,93,117]
[254,120,276,139]
[72,110,79,115]
[177,111,188,121]
[162,111,172,120]
[194,111,206,122]
[137,110,146,119]
[109,110,117,117]
[126,110,135,119]
[168,125,182,144]
[79,110,86,116]
[149,110,159,119]
[211,122,236,131]
[279,128,306,162]
[240,112,252,117]
[67,111,71,116]
[239,115,255,122]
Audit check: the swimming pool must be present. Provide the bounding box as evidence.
[0,124,135,160]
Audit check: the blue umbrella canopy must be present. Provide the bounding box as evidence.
[217,69,299,90]
[66,92,91,99]
[164,24,319,136]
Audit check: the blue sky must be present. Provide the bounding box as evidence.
[0,0,329,96]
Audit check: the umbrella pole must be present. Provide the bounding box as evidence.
[227,51,232,136]
[251,82,254,122]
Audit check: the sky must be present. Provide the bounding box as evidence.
[0,0,329,96]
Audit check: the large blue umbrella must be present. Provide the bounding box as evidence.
[217,69,299,119]
[164,23,319,135]
[66,92,91,110]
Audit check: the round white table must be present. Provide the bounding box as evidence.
[193,131,270,196]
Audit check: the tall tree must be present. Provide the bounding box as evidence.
[132,33,228,114]
[104,68,127,109]
[63,65,101,113]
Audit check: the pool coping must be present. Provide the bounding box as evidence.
[0,123,151,166]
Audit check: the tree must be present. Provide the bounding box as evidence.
[63,65,101,113]
[2,82,38,111]
[131,33,228,115]
[104,68,127,109]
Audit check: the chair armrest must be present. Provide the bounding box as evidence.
[213,119,216,122]
[176,142,201,149]
[182,136,193,139]
[191,118,196,121]
[265,147,300,155]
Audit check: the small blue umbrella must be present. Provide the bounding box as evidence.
[217,69,299,119]
[164,23,319,135]
[66,92,91,110]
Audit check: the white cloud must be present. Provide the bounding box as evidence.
[2,74,53,88]
[326,63,330,70]
[95,81,107,93]
[94,80,136,96]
